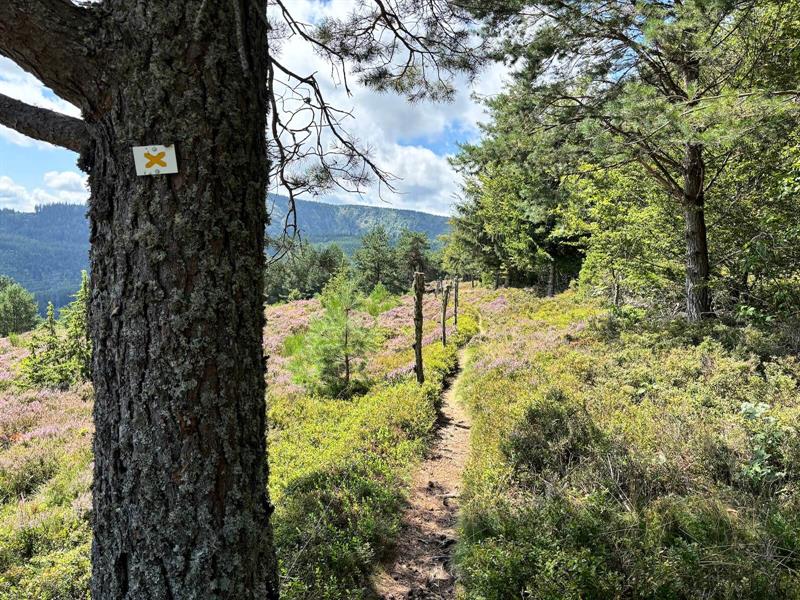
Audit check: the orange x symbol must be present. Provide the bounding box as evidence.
[144,151,167,168]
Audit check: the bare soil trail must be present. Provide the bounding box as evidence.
[372,349,471,599]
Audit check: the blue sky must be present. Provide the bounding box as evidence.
[0,1,507,216]
[0,136,80,191]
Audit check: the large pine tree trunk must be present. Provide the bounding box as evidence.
[682,142,712,321]
[680,53,713,323]
[87,2,277,597]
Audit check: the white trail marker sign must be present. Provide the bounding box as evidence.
[132,144,179,176]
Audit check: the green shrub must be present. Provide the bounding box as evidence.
[271,375,451,598]
[503,388,601,480]
[0,540,90,600]
[281,331,306,357]
[0,282,38,337]
[452,311,480,346]
[458,289,800,600]
[17,273,90,390]
[363,283,400,317]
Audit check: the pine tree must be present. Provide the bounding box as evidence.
[396,229,431,283]
[467,0,800,319]
[354,226,401,292]
[18,273,92,390]
[60,271,92,383]
[290,269,376,397]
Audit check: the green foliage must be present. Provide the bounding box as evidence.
[353,226,400,292]
[562,165,683,306]
[738,401,795,489]
[440,232,480,281]
[362,283,399,317]
[17,273,91,390]
[0,283,483,600]
[264,242,346,304]
[0,281,38,337]
[0,541,91,600]
[394,229,432,285]
[458,289,800,599]
[352,227,442,293]
[449,157,580,290]
[458,0,800,321]
[289,270,377,397]
[281,331,307,358]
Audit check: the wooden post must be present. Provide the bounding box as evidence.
[547,261,556,297]
[413,272,425,384]
[453,277,459,333]
[441,282,451,347]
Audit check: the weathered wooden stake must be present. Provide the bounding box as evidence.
[453,277,459,333]
[441,282,451,347]
[413,272,425,384]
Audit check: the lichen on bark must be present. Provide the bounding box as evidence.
[84,2,278,598]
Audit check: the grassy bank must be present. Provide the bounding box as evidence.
[456,289,800,599]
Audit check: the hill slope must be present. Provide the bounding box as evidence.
[0,196,449,309]
[268,195,449,250]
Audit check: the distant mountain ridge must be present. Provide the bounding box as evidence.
[0,196,449,310]
[268,194,449,248]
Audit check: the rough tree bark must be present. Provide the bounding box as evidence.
[682,142,712,321]
[0,93,88,153]
[413,272,424,384]
[1,2,278,598]
[681,56,713,322]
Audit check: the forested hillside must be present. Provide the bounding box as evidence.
[0,197,448,311]
[268,195,450,253]
[0,205,88,311]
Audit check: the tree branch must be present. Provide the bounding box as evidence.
[0,93,89,153]
[0,0,103,109]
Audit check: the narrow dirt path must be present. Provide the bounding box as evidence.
[372,350,471,599]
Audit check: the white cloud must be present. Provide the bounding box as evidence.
[43,170,88,193]
[269,0,510,215]
[0,172,88,212]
